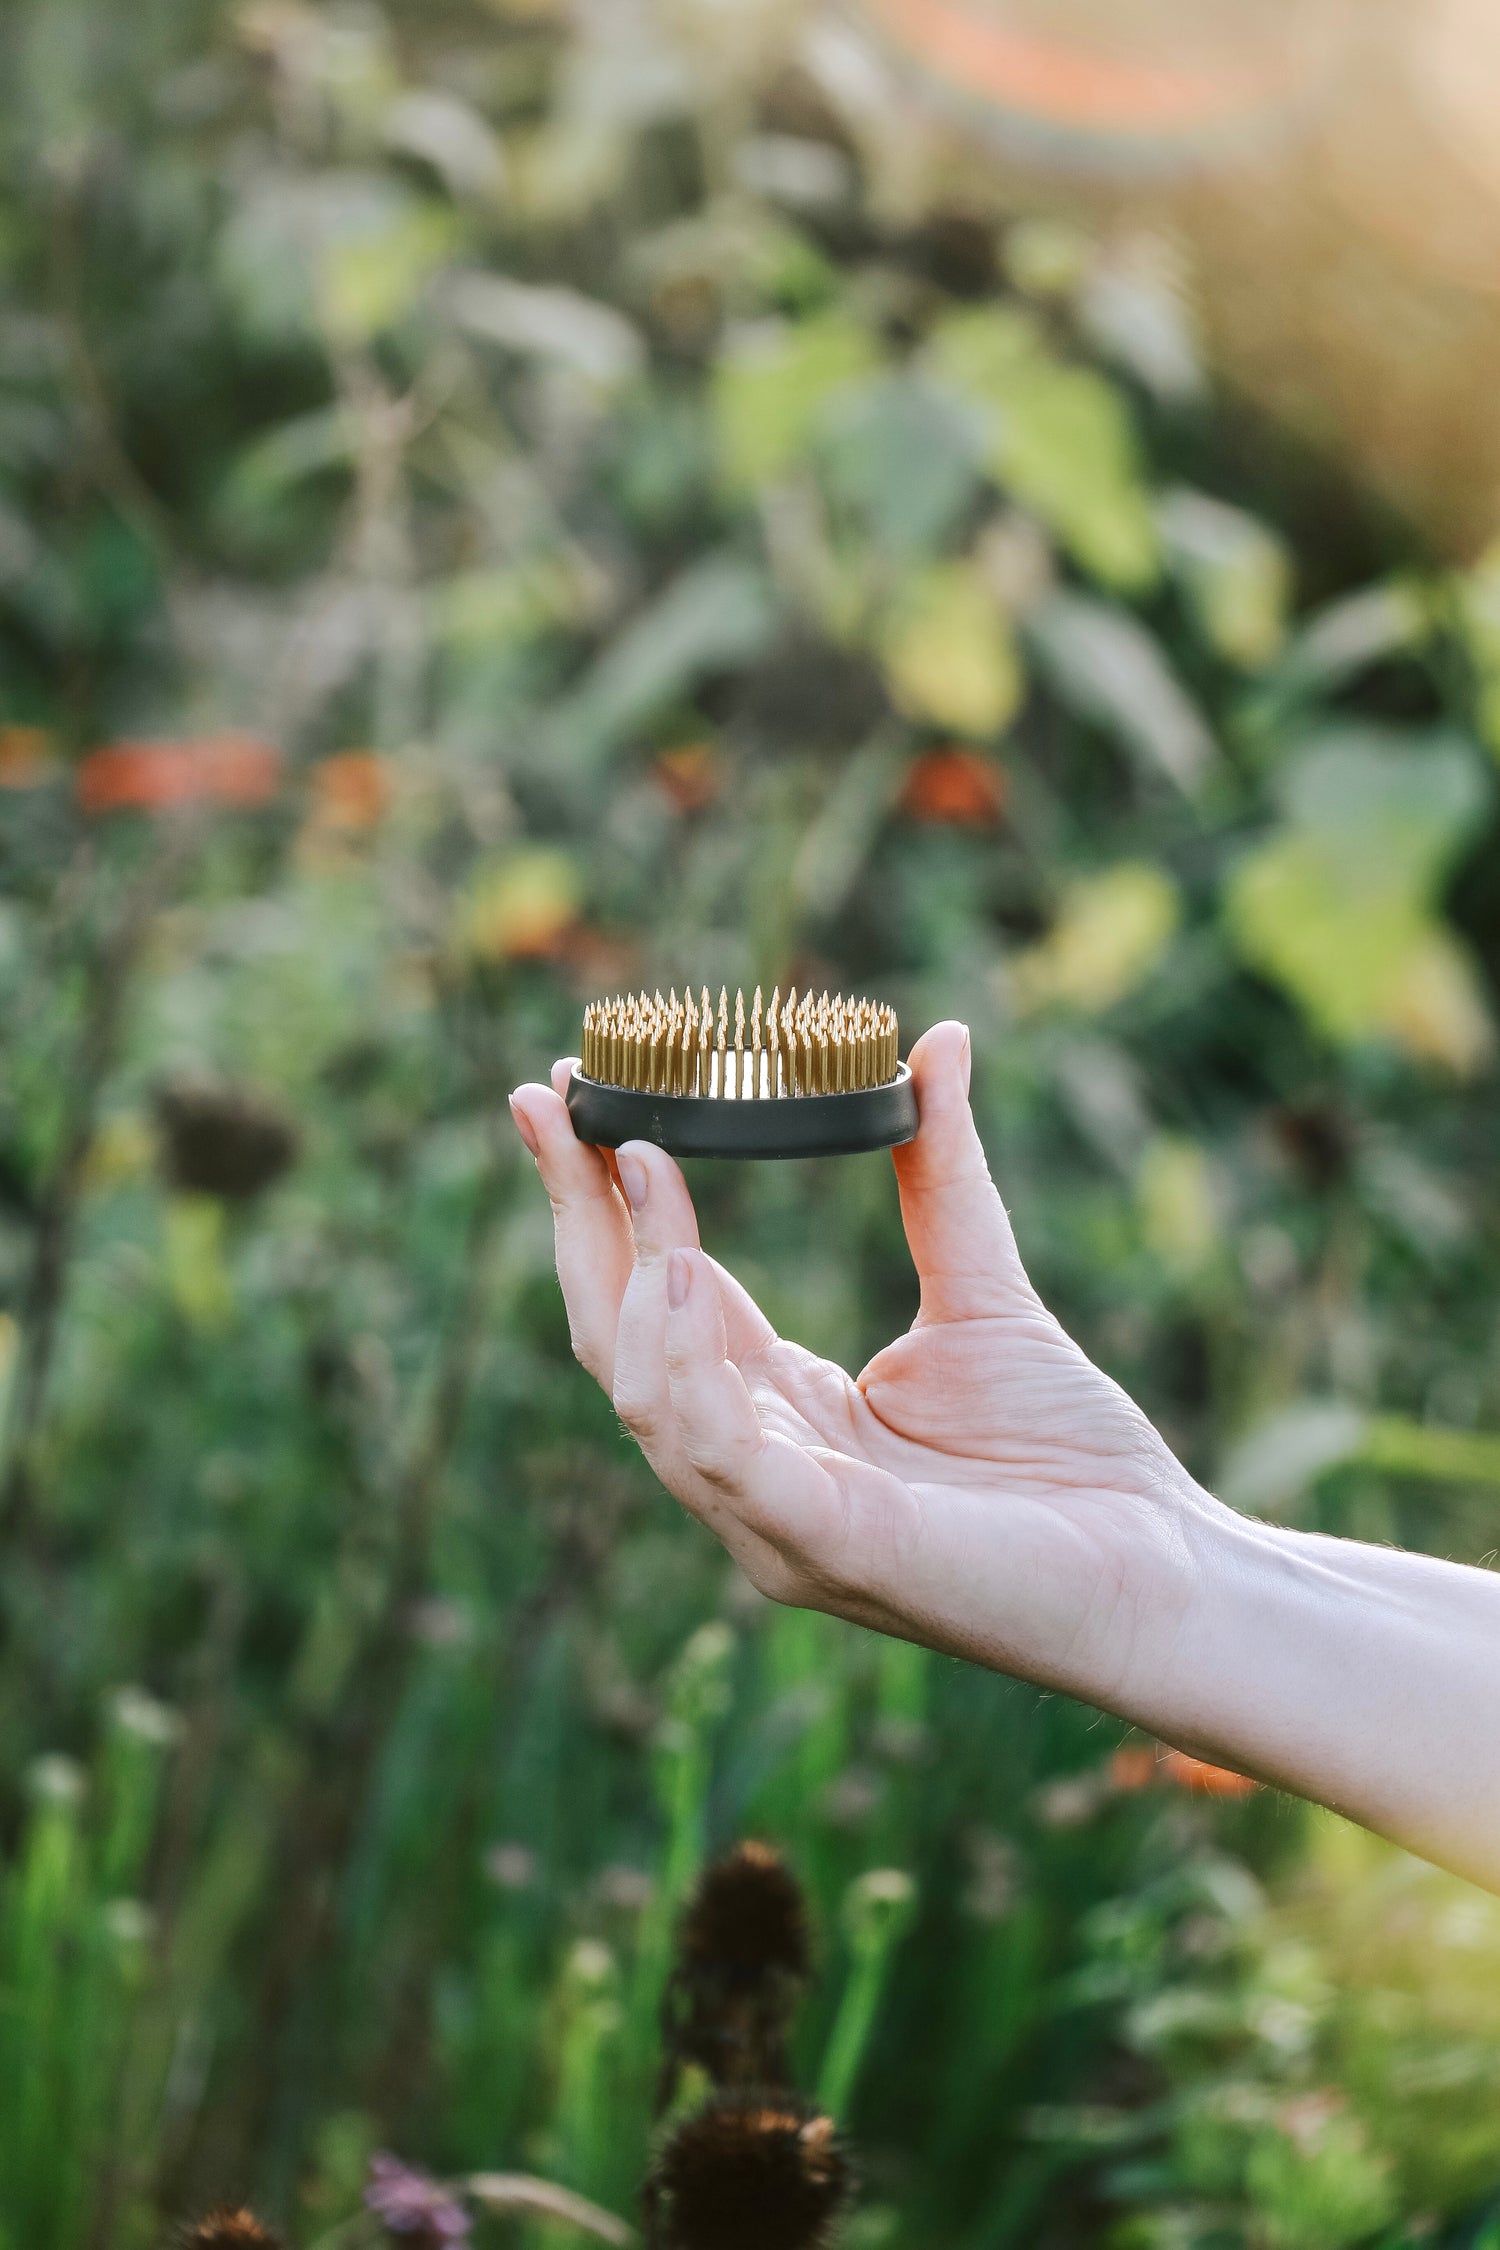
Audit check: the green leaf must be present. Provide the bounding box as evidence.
[713,313,879,492]
[447,271,644,387]
[1225,726,1494,1070]
[218,173,456,344]
[432,558,592,650]
[929,307,1158,591]
[1218,1401,1371,1514]
[1253,580,1429,717]
[820,375,986,558]
[1157,487,1290,668]
[1025,592,1214,791]
[321,196,457,344]
[556,554,776,765]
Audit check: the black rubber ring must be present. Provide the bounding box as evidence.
[565,1063,918,1159]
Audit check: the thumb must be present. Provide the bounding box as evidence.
[892,1020,1034,1321]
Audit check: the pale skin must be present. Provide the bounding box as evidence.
[510,1020,1500,1894]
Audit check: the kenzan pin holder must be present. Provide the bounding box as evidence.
[566,986,918,1159]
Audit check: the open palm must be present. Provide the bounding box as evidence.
[510,1023,1199,1700]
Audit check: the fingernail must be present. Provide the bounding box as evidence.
[667,1247,691,1310]
[618,1149,648,1210]
[959,1025,972,1098]
[509,1096,540,1159]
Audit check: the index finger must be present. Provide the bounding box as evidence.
[510,1062,634,1390]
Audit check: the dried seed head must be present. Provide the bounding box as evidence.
[648,2096,851,2250]
[659,1844,813,2101]
[154,1076,299,1201]
[177,2212,282,2250]
[679,1842,811,1993]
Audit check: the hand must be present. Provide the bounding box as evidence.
[508,1021,1211,1713]
[511,1024,1500,1888]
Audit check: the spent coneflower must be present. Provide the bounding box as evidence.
[644,2095,851,2250]
[679,1842,811,1990]
[176,2210,282,2250]
[153,1076,299,1202]
[661,1842,811,2101]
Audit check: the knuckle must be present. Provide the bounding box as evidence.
[682,1437,744,1492]
[612,1379,663,1447]
[743,1548,802,1606]
[566,1324,609,1386]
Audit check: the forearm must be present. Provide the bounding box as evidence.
[1118,1500,1500,1890]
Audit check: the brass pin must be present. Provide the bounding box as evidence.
[575,987,900,1102]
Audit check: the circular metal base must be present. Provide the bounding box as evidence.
[565,1063,918,1160]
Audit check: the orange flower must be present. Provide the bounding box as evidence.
[898,747,1006,826]
[654,744,724,815]
[1108,1740,1258,1798]
[1108,1742,1157,1792]
[1159,1749,1258,1799]
[0,724,54,788]
[312,750,389,832]
[78,733,280,814]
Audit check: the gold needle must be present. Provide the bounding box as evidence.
[577,988,900,1098]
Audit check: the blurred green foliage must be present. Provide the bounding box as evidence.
[3,0,1500,2243]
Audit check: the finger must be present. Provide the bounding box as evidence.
[591,1172,785,1589]
[707,1256,778,1362]
[510,1079,633,1388]
[551,1055,623,1195]
[609,1138,703,1467]
[891,1019,1035,1321]
[663,1247,851,1569]
[549,1062,772,1358]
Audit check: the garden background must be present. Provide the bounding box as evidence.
[6,0,1500,2243]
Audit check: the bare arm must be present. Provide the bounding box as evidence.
[1135,1515,1500,1890]
[510,1021,1500,1893]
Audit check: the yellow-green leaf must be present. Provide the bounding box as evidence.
[1460,539,1500,761]
[1012,863,1179,1015]
[929,307,1158,592]
[320,197,457,345]
[879,562,1021,737]
[1137,1136,1218,1273]
[164,1198,233,1331]
[1225,727,1493,1073]
[1158,487,1290,669]
[714,313,878,492]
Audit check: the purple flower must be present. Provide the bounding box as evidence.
[365,2153,471,2245]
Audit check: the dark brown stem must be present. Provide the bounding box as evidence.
[0,825,193,1534]
[194,1108,517,2190]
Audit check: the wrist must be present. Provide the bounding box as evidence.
[961,1436,1235,1718]
[1065,1455,1237,1721]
